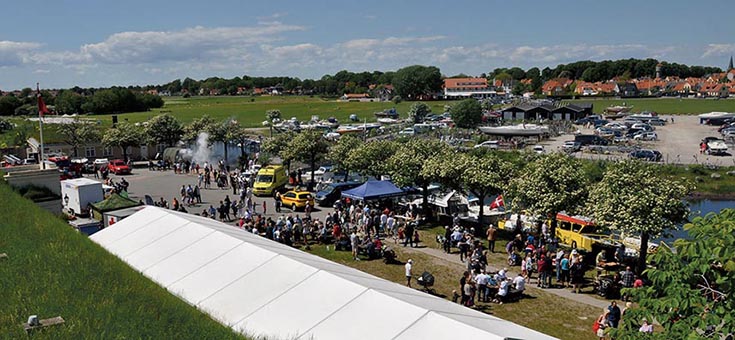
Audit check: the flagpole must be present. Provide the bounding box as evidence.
[37,82,45,170]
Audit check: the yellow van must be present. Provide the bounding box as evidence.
[252,165,288,196]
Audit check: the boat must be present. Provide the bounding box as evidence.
[698,112,735,125]
[374,108,399,119]
[478,124,549,136]
[335,123,382,134]
[605,105,633,114]
[604,112,629,120]
[377,117,400,124]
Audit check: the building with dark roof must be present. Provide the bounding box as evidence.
[500,103,592,121]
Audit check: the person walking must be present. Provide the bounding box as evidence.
[607,301,621,329]
[405,259,413,287]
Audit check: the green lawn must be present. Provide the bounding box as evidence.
[0,182,245,339]
[566,97,735,115]
[302,234,599,340]
[93,96,455,127]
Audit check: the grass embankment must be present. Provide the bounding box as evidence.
[302,234,599,340]
[659,164,735,198]
[0,182,245,339]
[567,97,735,115]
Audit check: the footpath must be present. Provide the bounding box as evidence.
[397,242,610,310]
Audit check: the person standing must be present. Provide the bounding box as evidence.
[607,301,621,328]
[405,259,413,287]
[486,225,496,253]
[403,221,415,248]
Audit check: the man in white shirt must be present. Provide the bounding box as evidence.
[512,274,526,293]
[350,231,359,260]
[475,271,490,302]
[405,259,413,287]
[386,214,396,237]
[495,278,509,304]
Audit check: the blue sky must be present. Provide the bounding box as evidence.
[1,0,733,89]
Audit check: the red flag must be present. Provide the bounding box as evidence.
[490,194,504,209]
[37,84,49,117]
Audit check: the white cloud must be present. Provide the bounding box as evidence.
[0,40,41,66]
[702,44,735,58]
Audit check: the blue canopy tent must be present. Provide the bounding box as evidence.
[341,180,405,201]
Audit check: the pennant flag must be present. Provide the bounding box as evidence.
[489,194,504,209]
[37,84,50,117]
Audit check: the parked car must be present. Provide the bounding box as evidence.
[613,135,629,143]
[574,134,609,146]
[277,190,315,211]
[398,127,415,136]
[107,159,131,175]
[562,140,581,153]
[314,181,363,206]
[703,137,729,155]
[93,158,109,166]
[630,123,654,131]
[633,131,657,141]
[532,145,545,154]
[629,149,662,162]
[474,140,499,149]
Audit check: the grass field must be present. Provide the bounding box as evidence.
[302,233,599,340]
[0,182,246,339]
[566,97,735,115]
[94,96,455,127]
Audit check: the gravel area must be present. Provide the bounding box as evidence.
[541,115,735,165]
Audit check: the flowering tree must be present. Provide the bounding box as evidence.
[327,134,361,180]
[586,160,691,273]
[407,101,431,124]
[511,153,588,234]
[343,140,398,178]
[387,139,447,216]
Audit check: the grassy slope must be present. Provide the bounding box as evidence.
[567,97,735,115]
[0,182,245,340]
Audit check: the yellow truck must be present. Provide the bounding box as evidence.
[555,212,619,251]
[252,165,288,196]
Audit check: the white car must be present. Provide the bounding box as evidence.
[93,158,109,166]
[532,145,545,154]
[474,140,499,149]
[633,131,657,141]
[398,127,415,136]
[562,141,581,152]
[604,122,627,131]
[631,123,654,131]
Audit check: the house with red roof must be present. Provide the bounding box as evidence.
[443,77,498,99]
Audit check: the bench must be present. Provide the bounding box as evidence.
[23,316,65,333]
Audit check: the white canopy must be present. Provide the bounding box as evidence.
[90,206,556,340]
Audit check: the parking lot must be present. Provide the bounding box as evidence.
[114,168,331,223]
[542,114,735,165]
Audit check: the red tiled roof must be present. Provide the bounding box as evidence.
[444,77,488,89]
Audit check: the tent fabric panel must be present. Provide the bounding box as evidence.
[144,231,243,287]
[89,206,162,245]
[125,222,215,272]
[340,180,404,201]
[438,311,556,340]
[394,312,503,340]
[236,270,368,339]
[301,289,427,340]
[378,289,499,320]
[167,242,278,304]
[104,213,191,257]
[197,255,318,326]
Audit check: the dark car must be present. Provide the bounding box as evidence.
[574,134,609,146]
[630,149,662,162]
[314,181,363,206]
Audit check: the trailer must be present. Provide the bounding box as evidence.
[60,178,104,217]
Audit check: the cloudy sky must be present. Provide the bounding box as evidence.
[1,0,734,89]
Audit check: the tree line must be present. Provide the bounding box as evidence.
[482,58,725,95]
[0,87,164,116]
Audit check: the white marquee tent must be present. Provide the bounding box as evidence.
[90,206,557,340]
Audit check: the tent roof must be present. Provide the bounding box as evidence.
[90,207,556,340]
[90,193,140,213]
[341,180,405,201]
